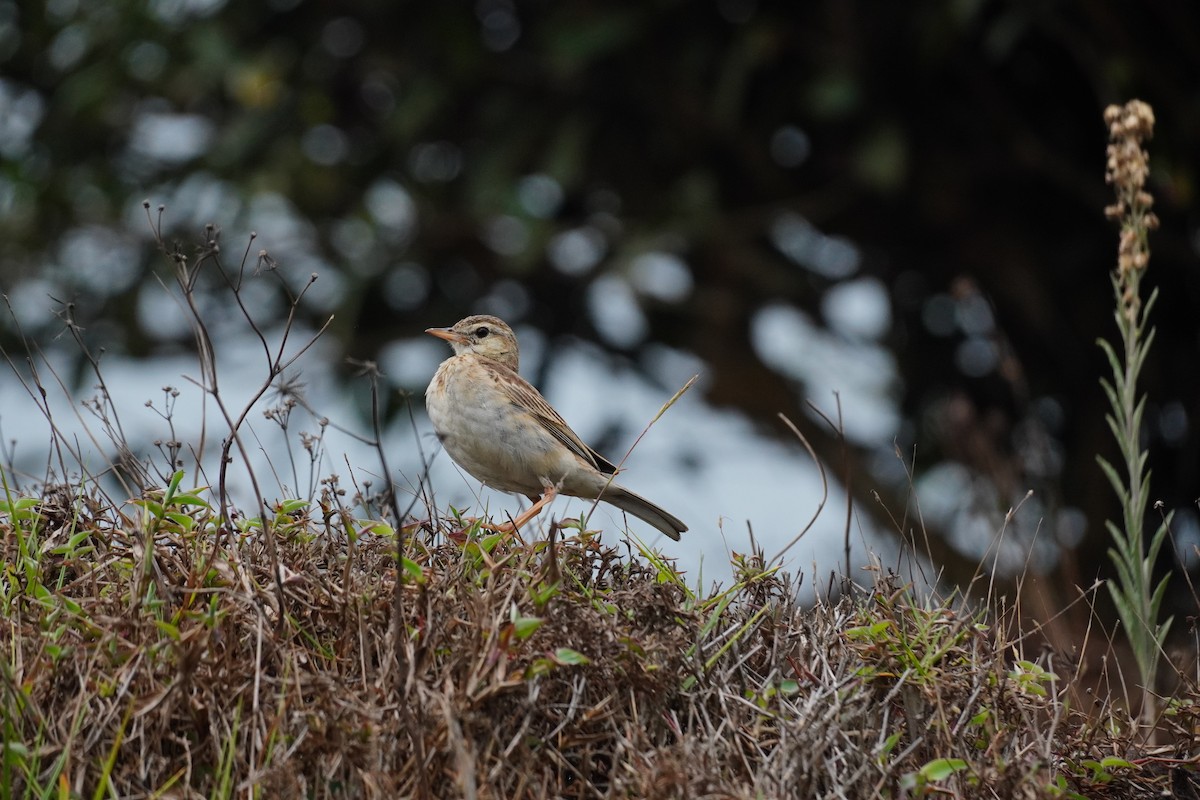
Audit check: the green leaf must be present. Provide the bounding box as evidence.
[1102,520,1129,554]
[50,529,95,557]
[1106,584,1137,632]
[1154,616,1173,650]
[1095,453,1126,500]
[66,529,92,549]
[399,557,425,586]
[1136,325,1158,365]
[1131,395,1148,437]
[166,512,197,531]
[276,499,309,514]
[524,657,555,679]
[58,595,83,615]
[529,579,560,607]
[1095,338,1121,373]
[173,493,211,508]
[845,620,891,640]
[1146,519,1171,561]
[1143,286,1160,313]
[131,499,165,518]
[878,731,901,763]
[155,620,181,641]
[553,647,590,665]
[1149,578,1172,621]
[511,613,543,641]
[1097,374,1119,410]
[1105,542,1136,588]
[2,742,31,757]
[358,520,395,538]
[166,469,185,498]
[0,497,40,519]
[920,758,969,781]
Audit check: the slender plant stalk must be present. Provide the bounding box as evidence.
[1095,99,1169,732]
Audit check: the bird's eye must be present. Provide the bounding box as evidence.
[474,326,490,338]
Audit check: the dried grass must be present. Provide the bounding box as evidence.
[4,486,1196,798]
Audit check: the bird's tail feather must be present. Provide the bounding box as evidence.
[601,485,687,540]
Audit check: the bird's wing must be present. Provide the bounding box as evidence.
[485,360,619,475]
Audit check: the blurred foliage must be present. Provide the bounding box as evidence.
[2,0,1198,597]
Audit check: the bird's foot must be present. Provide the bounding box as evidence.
[495,485,559,534]
[445,486,559,540]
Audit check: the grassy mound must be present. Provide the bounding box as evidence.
[3,478,1192,798]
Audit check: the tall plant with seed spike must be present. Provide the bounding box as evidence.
[1096,99,1169,729]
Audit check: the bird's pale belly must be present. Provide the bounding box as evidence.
[429,378,572,497]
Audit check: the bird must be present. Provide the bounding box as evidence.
[425,314,687,540]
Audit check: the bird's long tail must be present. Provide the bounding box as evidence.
[601,484,687,540]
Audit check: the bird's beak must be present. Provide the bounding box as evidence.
[425,326,467,344]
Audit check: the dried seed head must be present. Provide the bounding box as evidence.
[1105,100,1156,293]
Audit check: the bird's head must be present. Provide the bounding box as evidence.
[426,315,519,369]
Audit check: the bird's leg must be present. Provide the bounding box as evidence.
[506,484,558,532]
[479,484,558,534]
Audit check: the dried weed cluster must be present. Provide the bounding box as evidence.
[3,486,1194,798]
[1103,100,1159,283]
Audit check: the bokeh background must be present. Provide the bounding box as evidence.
[1,2,1198,620]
